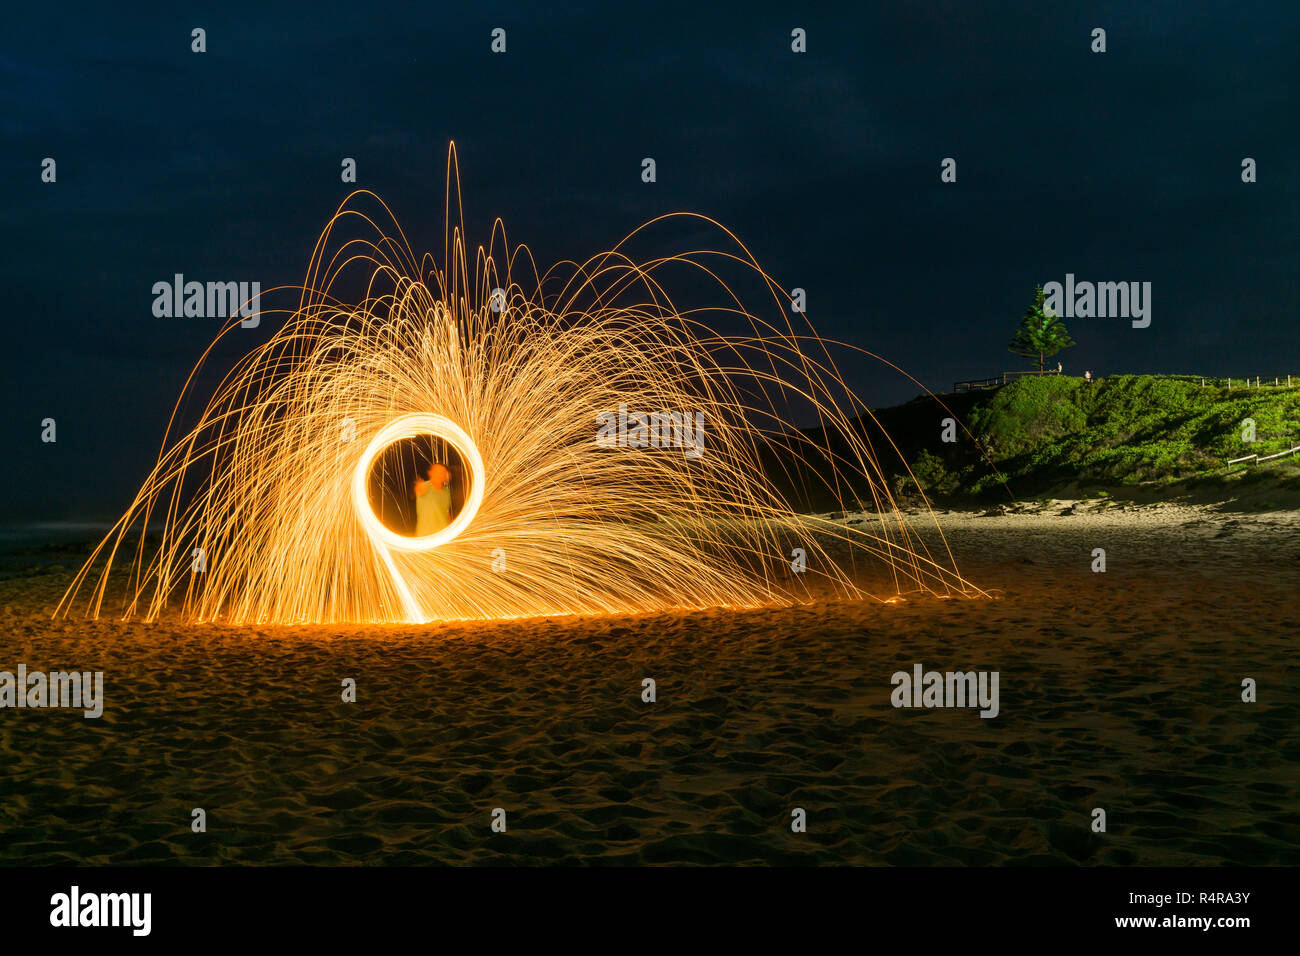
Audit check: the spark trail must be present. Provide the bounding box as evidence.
[58,146,984,625]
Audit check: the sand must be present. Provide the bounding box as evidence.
[0,500,1296,865]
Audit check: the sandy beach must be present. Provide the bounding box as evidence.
[1,500,1296,865]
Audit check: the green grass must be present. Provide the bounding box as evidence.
[857,374,1300,502]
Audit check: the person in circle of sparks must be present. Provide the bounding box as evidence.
[414,461,452,536]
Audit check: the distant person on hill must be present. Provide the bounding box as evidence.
[414,461,452,536]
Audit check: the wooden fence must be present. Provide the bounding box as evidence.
[1227,445,1300,468]
[953,368,1061,393]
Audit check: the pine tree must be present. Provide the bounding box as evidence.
[1008,285,1076,372]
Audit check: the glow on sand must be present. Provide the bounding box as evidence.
[57,146,986,625]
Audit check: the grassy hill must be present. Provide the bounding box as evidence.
[796,374,1300,509]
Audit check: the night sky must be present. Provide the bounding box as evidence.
[3,2,1297,522]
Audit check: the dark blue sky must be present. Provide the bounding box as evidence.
[3,1,1297,520]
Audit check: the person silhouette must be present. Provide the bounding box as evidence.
[414,461,452,536]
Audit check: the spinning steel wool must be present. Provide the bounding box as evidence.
[58,147,982,625]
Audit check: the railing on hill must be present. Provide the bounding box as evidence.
[1207,376,1295,389]
[1154,374,1297,388]
[953,368,1060,393]
[952,372,1298,394]
[1227,445,1300,469]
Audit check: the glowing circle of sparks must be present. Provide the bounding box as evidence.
[350,413,485,553]
[349,413,486,623]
